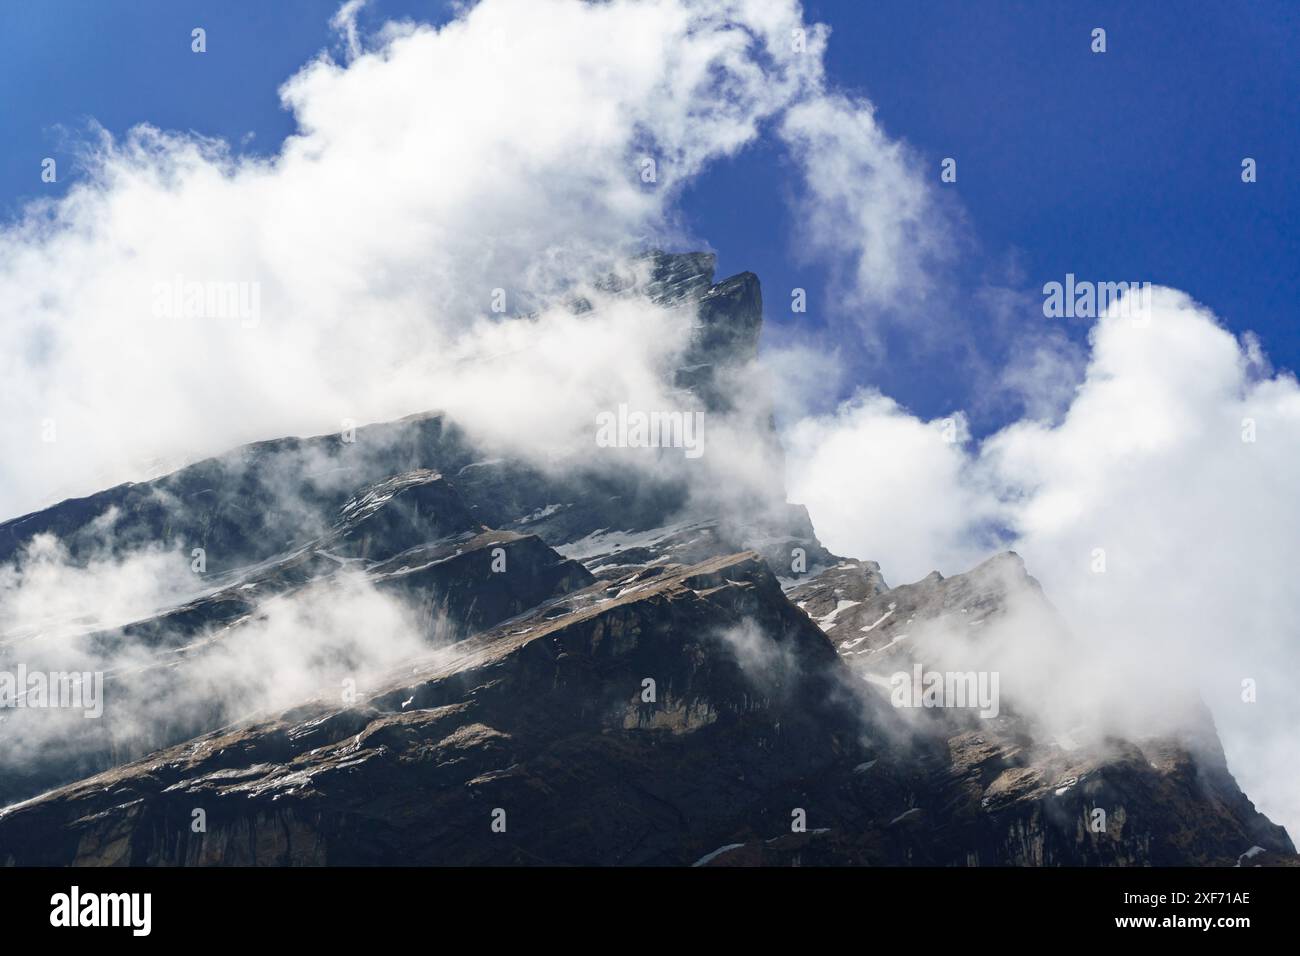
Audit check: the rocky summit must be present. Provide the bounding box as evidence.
[0,254,1291,867]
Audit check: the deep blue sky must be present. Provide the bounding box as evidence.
[2,0,1296,431]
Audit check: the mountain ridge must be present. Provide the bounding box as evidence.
[0,253,1291,866]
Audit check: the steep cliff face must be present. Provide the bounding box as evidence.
[0,554,893,866]
[1,542,1288,867]
[0,254,1291,866]
[780,551,1294,866]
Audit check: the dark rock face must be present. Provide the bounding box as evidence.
[369,529,595,637]
[332,470,485,561]
[0,413,465,574]
[0,254,1292,867]
[0,527,595,810]
[787,551,1068,679]
[0,555,888,866]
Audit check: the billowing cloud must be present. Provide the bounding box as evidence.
[5,0,1288,847]
[789,286,1300,836]
[0,0,948,794]
[0,0,941,520]
[786,395,991,581]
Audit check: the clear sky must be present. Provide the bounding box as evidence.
[1,0,1296,431]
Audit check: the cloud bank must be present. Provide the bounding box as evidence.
[0,0,939,519]
[788,287,1300,836]
[0,0,946,802]
[0,0,1293,844]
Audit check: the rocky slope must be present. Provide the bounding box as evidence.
[0,254,1291,866]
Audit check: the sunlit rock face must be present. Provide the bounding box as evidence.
[0,255,1291,866]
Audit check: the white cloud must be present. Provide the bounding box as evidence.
[330,0,369,61]
[0,531,201,658]
[789,286,1300,837]
[0,0,948,796]
[3,0,913,518]
[785,392,994,582]
[9,0,1282,847]
[780,93,950,314]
